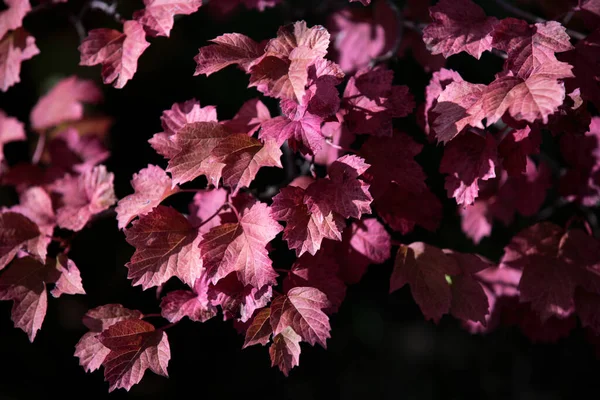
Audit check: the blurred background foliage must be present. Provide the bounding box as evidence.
[0,0,599,398]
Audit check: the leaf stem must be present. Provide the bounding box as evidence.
[142,313,163,319]
[197,203,229,228]
[31,133,46,164]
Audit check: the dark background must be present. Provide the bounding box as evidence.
[1,0,599,398]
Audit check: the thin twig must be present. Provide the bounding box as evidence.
[197,203,229,228]
[31,133,46,164]
[494,0,585,40]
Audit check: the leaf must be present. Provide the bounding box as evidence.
[99,319,170,392]
[559,29,600,109]
[309,155,372,220]
[431,80,486,143]
[483,73,566,125]
[0,255,84,341]
[75,304,144,373]
[439,131,497,205]
[160,275,217,323]
[30,76,102,131]
[361,133,441,234]
[341,66,414,137]
[50,255,85,298]
[269,326,301,376]
[211,134,282,194]
[9,186,55,239]
[270,286,331,347]
[116,165,180,229]
[502,223,600,320]
[390,243,458,322]
[199,202,282,288]
[52,165,117,231]
[188,187,228,231]
[0,110,25,162]
[249,21,330,102]
[208,272,272,322]
[0,212,44,270]
[47,128,110,173]
[194,33,264,76]
[423,0,498,59]
[243,307,272,347]
[329,0,399,73]
[83,304,144,332]
[491,19,574,80]
[166,121,230,186]
[134,0,203,37]
[0,28,39,92]
[270,185,344,256]
[125,206,202,289]
[0,256,48,341]
[259,100,324,154]
[0,0,31,39]
[423,68,464,138]
[283,252,346,314]
[79,20,150,88]
[223,98,271,136]
[160,99,218,136]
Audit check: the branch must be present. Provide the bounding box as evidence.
[494,0,585,40]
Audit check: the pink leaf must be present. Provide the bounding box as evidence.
[259,99,324,154]
[0,212,44,270]
[134,0,203,37]
[270,185,344,256]
[390,243,458,322]
[188,187,228,232]
[194,33,264,76]
[166,121,230,186]
[0,110,25,162]
[483,73,566,125]
[0,0,31,39]
[0,28,39,92]
[75,304,143,373]
[125,206,202,289]
[211,134,282,194]
[208,272,272,322]
[30,76,102,131]
[79,20,150,88]
[199,202,282,288]
[492,19,574,80]
[423,68,463,138]
[116,165,180,229]
[283,252,346,314]
[249,21,330,102]
[160,276,217,322]
[270,286,331,347]
[328,0,399,73]
[159,99,217,137]
[50,255,85,298]
[269,326,301,376]
[439,132,497,205]
[99,319,170,392]
[423,0,498,59]
[52,165,117,231]
[431,80,486,143]
[222,98,271,135]
[0,256,48,341]
[243,307,272,347]
[314,154,372,219]
[47,128,110,173]
[502,223,600,321]
[82,304,143,332]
